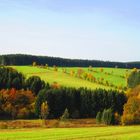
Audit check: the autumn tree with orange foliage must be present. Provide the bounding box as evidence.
[51,82,61,89]
[0,89,35,119]
[122,97,140,125]
[77,68,84,78]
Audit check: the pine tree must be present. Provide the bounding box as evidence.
[102,108,115,125]
[96,111,102,124]
[60,108,69,121]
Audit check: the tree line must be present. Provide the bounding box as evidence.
[0,54,140,68]
[35,87,126,119]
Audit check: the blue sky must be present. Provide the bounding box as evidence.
[0,0,140,62]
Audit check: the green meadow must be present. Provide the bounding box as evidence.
[0,126,140,140]
[12,66,130,90]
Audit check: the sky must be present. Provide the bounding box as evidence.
[0,0,140,62]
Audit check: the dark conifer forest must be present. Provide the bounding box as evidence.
[0,54,140,68]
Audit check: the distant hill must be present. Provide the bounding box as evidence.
[0,54,140,68]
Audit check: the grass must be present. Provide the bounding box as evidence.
[67,67,130,88]
[11,66,130,90]
[0,126,140,140]
[0,119,100,129]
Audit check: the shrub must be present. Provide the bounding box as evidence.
[60,108,69,121]
[0,123,8,129]
[102,108,115,125]
[53,65,58,71]
[32,62,37,66]
[114,112,121,125]
[96,111,102,124]
[17,107,30,119]
[51,82,61,89]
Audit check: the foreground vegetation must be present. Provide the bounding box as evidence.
[0,126,140,140]
[0,119,98,128]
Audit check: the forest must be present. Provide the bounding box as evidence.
[1,54,140,68]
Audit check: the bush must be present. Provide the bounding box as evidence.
[60,108,69,121]
[102,108,115,125]
[114,112,121,125]
[0,123,8,129]
[96,111,102,124]
[17,108,30,119]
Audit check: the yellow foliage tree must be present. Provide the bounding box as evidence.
[53,65,58,71]
[41,101,49,126]
[122,97,140,125]
[32,62,37,67]
[70,70,75,76]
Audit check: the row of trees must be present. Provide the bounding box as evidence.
[1,54,140,68]
[35,87,126,119]
[96,109,118,125]
[35,64,126,90]
[67,68,125,90]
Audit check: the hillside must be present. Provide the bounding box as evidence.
[12,66,130,90]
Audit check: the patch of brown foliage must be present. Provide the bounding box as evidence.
[0,119,105,129]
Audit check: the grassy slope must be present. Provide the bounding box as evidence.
[67,67,129,87]
[12,66,130,90]
[0,126,140,140]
